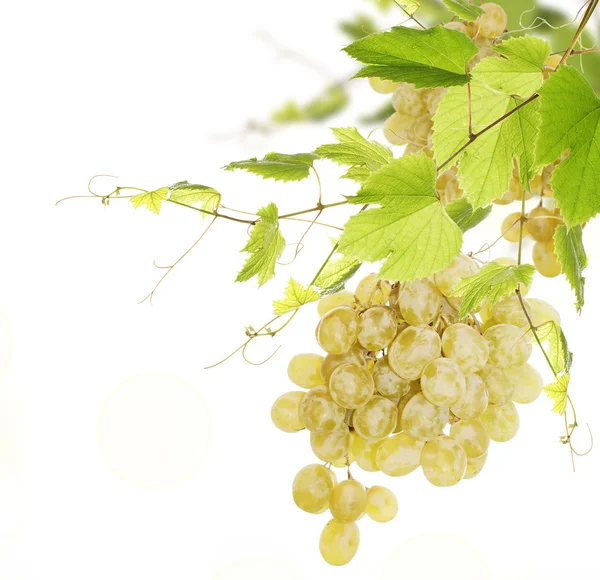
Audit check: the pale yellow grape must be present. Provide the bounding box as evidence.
[544,53,562,79]
[369,77,398,94]
[401,392,449,441]
[423,87,446,116]
[376,432,424,476]
[481,317,500,333]
[394,381,422,432]
[300,386,345,433]
[493,257,531,296]
[451,373,488,420]
[480,301,493,323]
[292,464,337,514]
[480,363,515,405]
[398,278,442,325]
[388,325,442,380]
[480,401,520,442]
[444,21,468,34]
[316,306,359,355]
[450,419,490,458]
[319,519,360,566]
[318,290,355,317]
[287,353,324,389]
[484,324,532,368]
[420,436,467,487]
[434,254,478,307]
[477,3,507,39]
[355,274,392,306]
[321,345,367,385]
[527,206,559,242]
[358,306,398,351]
[421,357,466,408]
[329,480,367,522]
[392,83,426,116]
[311,425,351,463]
[493,176,520,205]
[353,395,398,440]
[383,112,414,145]
[351,434,381,472]
[373,356,411,399]
[329,363,375,409]
[491,295,531,328]
[410,116,432,145]
[502,212,527,242]
[465,451,488,479]
[533,239,561,277]
[441,323,489,374]
[528,298,561,329]
[504,363,544,404]
[366,486,398,523]
[271,391,305,433]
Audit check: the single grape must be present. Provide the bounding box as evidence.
[420,436,467,487]
[527,206,559,242]
[388,325,442,380]
[316,306,360,355]
[398,278,442,325]
[464,451,488,480]
[372,355,411,399]
[271,391,305,433]
[476,3,508,39]
[401,392,449,441]
[351,433,382,472]
[329,480,367,522]
[287,353,325,389]
[321,345,368,385]
[392,83,426,116]
[319,519,360,566]
[451,373,488,420]
[355,274,392,306]
[357,306,398,351]
[311,424,351,463]
[480,401,520,442]
[504,363,544,404]
[480,363,515,405]
[481,317,500,333]
[383,112,414,146]
[450,419,490,458]
[484,324,532,368]
[491,295,531,328]
[353,396,398,440]
[528,297,561,329]
[501,212,527,243]
[300,385,346,433]
[318,290,355,317]
[533,239,561,278]
[421,357,466,408]
[441,323,489,374]
[422,87,446,116]
[292,464,337,514]
[369,77,398,94]
[434,254,479,300]
[394,380,422,432]
[329,363,375,409]
[376,432,424,476]
[492,257,532,295]
[366,486,398,523]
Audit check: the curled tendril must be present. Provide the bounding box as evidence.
[571,424,594,457]
[277,242,305,266]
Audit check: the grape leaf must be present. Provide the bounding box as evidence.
[338,155,463,281]
[168,181,221,217]
[537,66,600,226]
[272,278,320,315]
[344,25,478,89]
[537,320,572,374]
[441,0,485,20]
[235,203,285,286]
[341,166,371,184]
[224,152,318,182]
[445,198,492,232]
[451,262,536,319]
[272,101,305,123]
[315,254,362,294]
[543,374,570,415]
[553,225,588,312]
[339,14,378,41]
[130,187,169,215]
[304,85,349,120]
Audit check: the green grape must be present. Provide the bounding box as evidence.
[292,464,337,514]
[287,353,325,389]
[321,345,368,385]
[319,519,360,566]
[434,254,479,301]
[441,323,489,374]
[501,212,527,243]
[366,486,398,523]
[357,306,398,351]
[484,324,532,368]
[401,392,449,441]
[271,391,305,433]
[493,257,531,296]
[464,451,488,480]
[491,295,531,328]
[353,395,398,440]
[398,278,442,325]
[480,363,515,405]
[311,424,351,463]
[369,77,398,94]
[450,419,490,459]
[421,357,466,408]
[527,206,559,242]
[480,401,520,442]
[451,373,488,420]
[476,3,508,39]
[392,83,427,116]
[528,298,561,329]
[300,385,345,433]
[316,306,360,355]
[376,432,424,476]
[329,480,367,522]
[394,381,422,432]
[383,112,414,146]
[351,433,382,472]
[504,363,544,404]
[354,273,392,306]
[329,363,375,409]
[388,325,442,380]
[318,290,355,317]
[373,355,411,399]
[533,239,561,278]
[420,436,467,487]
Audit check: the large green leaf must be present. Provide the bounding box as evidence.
[554,225,588,312]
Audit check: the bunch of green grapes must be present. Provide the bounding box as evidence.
[271,255,561,565]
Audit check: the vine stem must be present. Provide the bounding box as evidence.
[558,0,599,66]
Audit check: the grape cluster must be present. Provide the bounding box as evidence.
[272,258,559,565]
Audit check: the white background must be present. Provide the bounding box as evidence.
[1,1,600,579]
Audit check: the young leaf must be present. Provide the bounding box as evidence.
[235,203,285,286]
[445,198,492,232]
[441,0,485,20]
[273,278,320,315]
[168,181,221,216]
[341,166,371,184]
[537,66,600,226]
[537,321,572,375]
[130,187,169,215]
[338,155,463,281]
[553,225,588,312]
[224,152,318,182]
[451,262,536,319]
[315,254,362,295]
[543,374,570,415]
[344,26,478,89]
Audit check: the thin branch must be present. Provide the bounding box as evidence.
[393,0,426,29]
[559,0,599,65]
[166,198,257,225]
